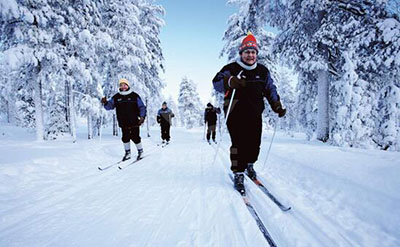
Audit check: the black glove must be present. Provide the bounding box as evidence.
[138,117,145,126]
[272,101,286,118]
[101,97,107,104]
[224,76,246,89]
[277,108,286,118]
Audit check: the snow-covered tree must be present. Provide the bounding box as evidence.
[272,65,297,134]
[221,0,276,72]
[177,77,203,129]
[0,0,69,140]
[0,0,166,142]
[221,0,296,134]
[165,96,179,127]
[296,72,318,141]
[236,0,400,150]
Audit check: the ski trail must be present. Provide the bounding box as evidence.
[2,127,398,247]
[216,140,360,246]
[262,151,399,247]
[208,140,278,246]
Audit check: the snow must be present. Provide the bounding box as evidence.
[0,0,19,19]
[0,124,399,247]
[3,45,35,70]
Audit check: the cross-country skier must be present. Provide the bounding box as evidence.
[204,103,221,144]
[157,101,175,144]
[101,78,146,161]
[212,32,286,193]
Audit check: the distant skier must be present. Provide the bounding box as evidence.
[204,103,221,144]
[157,101,175,144]
[101,78,146,161]
[212,32,286,194]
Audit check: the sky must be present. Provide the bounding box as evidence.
[157,0,237,105]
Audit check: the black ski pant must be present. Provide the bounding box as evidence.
[227,113,262,173]
[206,123,217,141]
[121,126,141,144]
[160,124,171,141]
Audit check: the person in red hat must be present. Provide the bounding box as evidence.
[101,78,146,161]
[212,32,286,194]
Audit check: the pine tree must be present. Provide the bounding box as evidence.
[0,0,166,142]
[241,0,400,150]
[274,65,297,134]
[166,96,179,127]
[177,77,203,129]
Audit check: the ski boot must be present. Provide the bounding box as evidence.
[122,150,131,161]
[136,149,144,160]
[246,163,257,180]
[213,139,217,144]
[234,172,245,195]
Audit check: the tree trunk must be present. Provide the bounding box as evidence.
[87,113,92,139]
[146,98,150,137]
[113,114,118,136]
[6,101,10,123]
[317,69,330,142]
[66,79,76,142]
[33,74,44,141]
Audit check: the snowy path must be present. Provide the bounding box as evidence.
[0,126,399,247]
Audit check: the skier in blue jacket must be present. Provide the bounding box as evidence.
[212,32,286,194]
[101,78,146,161]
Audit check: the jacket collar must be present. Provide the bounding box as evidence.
[118,87,133,96]
[236,58,257,70]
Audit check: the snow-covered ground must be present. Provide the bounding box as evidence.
[0,124,399,247]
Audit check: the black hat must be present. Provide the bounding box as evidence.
[162,101,167,105]
[207,103,213,107]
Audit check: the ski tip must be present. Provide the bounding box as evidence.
[98,167,102,171]
[253,179,262,185]
[118,166,122,170]
[283,207,292,211]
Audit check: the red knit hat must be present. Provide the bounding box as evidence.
[239,31,258,54]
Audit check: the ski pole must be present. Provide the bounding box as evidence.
[211,70,242,166]
[203,123,206,140]
[261,118,278,171]
[211,88,236,166]
[146,98,150,137]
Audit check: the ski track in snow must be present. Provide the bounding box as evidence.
[0,126,399,247]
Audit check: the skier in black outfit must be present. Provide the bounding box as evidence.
[157,101,175,144]
[212,32,286,194]
[204,103,221,144]
[101,78,146,161]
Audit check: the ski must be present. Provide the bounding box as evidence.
[157,142,169,147]
[248,176,291,211]
[118,155,147,170]
[229,174,277,247]
[98,160,124,171]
